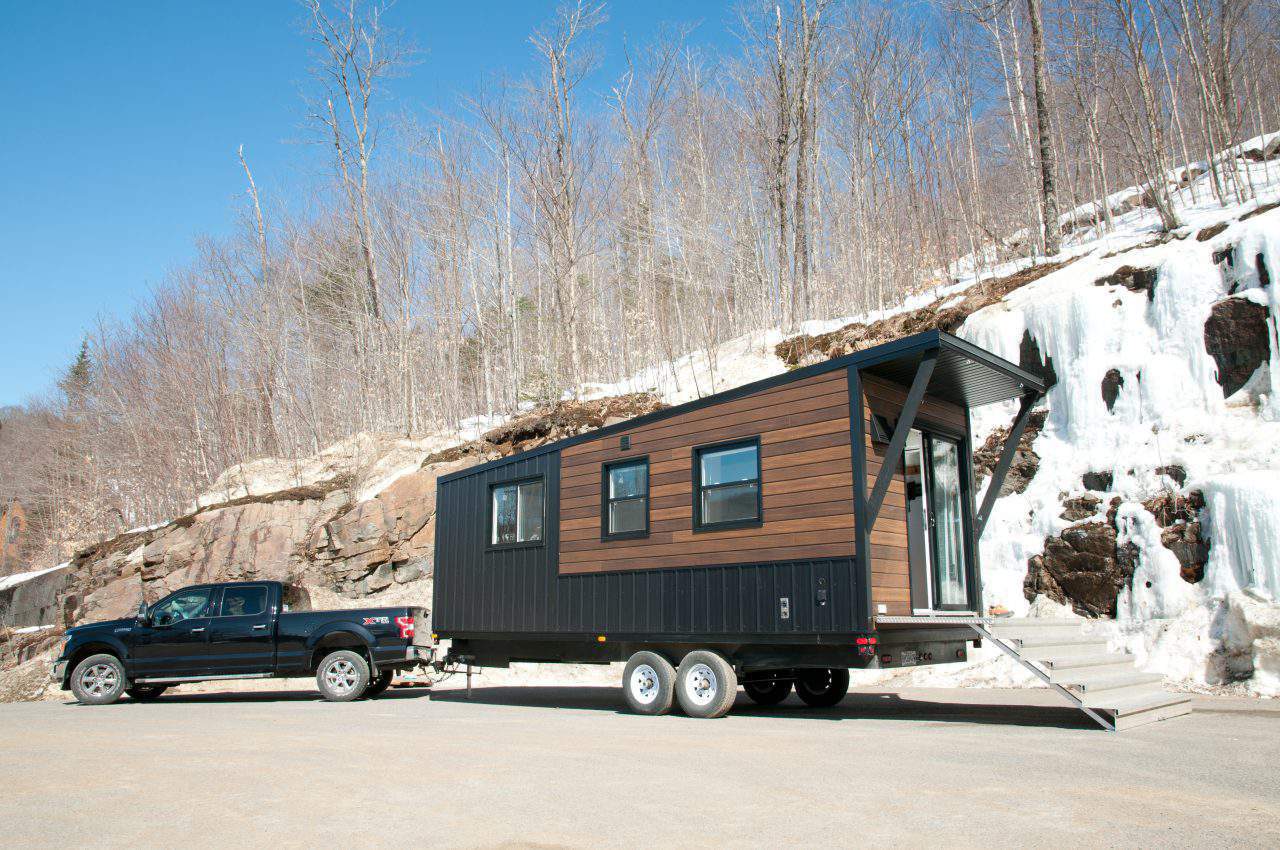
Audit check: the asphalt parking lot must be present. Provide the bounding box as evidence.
[2,683,1276,849]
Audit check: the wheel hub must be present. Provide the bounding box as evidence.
[79,663,118,696]
[685,663,717,706]
[324,659,360,695]
[630,663,660,704]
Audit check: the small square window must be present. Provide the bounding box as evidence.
[603,458,649,539]
[694,439,762,530]
[491,479,545,546]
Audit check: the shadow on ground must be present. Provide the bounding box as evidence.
[62,686,434,706]
[429,685,1099,729]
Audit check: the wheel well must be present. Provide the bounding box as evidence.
[309,632,370,673]
[67,643,122,673]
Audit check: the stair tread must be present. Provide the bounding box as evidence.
[1011,636,1110,648]
[1060,669,1163,690]
[1041,652,1134,670]
[1105,691,1193,716]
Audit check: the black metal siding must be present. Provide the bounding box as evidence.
[433,449,862,638]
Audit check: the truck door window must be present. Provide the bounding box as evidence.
[219,586,268,617]
[151,589,213,626]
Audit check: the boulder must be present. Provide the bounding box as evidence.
[1101,369,1124,412]
[972,409,1048,497]
[1203,297,1270,398]
[1082,471,1113,492]
[1060,494,1102,522]
[1024,521,1132,617]
[1095,265,1158,301]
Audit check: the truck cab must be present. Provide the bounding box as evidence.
[54,581,431,705]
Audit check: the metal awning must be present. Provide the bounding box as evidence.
[853,330,1047,408]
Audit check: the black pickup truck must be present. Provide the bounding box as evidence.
[52,581,432,704]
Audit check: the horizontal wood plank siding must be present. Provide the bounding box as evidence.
[861,374,968,616]
[559,371,853,575]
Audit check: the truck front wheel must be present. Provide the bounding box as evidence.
[675,650,737,718]
[70,653,128,706]
[316,650,370,702]
[623,651,676,715]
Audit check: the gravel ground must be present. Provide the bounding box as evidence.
[1,683,1277,849]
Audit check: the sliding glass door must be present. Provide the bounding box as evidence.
[926,436,968,609]
[905,429,971,612]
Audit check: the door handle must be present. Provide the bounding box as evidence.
[252,624,268,630]
[191,627,205,633]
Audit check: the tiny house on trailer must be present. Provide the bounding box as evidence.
[432,330,1047,718]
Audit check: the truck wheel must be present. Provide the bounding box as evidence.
[743,677,791,706]
[125,686,168,701]
[364,670,394,698]
[675,650,737,719]
[316,650,370,702]
[795,667,850,708]
[70,653,128,706]
[622,651,675,715]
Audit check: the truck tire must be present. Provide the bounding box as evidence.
[316,649,370,702]
[675,650,737,719]
[622,651,676,715]
[364,670,394,698]
[70,653,128,706]
[126,685,168,701]
[795,667,850,708]
[743,677,791,706]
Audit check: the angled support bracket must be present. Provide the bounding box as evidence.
[865,348,938,533]
[973,392,1040,539]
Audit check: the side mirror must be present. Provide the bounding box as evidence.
[136,601,149,625]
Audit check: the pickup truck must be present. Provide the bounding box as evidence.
[53,580,432,704]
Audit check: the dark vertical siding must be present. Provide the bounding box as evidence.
[433,448,862,639]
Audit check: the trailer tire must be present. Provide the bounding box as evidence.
[70,653,128,706]
[795,667,850,708]
[316,649,370,702]
[675,650,737,719]
[743,677,791,706]
[125,685,168,701]
[364,670,394,698]
[623,651,675,715]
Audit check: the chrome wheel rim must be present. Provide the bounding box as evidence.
[630,664,660,705]
[324,659,360,695]
[79,663,119,697]
[685,663,717,707]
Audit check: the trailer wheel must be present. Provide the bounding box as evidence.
[316,649,370,702]
[795,667,850,708]
[743,677,791,706]
[622,651,675,715]
[675,650,737,719]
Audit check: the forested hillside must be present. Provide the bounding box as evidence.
[1,0,1277,575]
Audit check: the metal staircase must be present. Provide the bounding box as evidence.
[975,618,1193,732]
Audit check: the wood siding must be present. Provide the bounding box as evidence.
[558,370,854,575]
[861,375,968,616]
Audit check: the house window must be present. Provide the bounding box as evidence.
[694,439,762,530]
[603,458,649,539]
[491,479,545,546]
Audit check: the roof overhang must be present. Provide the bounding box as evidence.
[852,330,1045,407]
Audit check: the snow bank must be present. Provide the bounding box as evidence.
[0,563,70,593]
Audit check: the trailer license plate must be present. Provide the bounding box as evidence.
[900,650,918,666]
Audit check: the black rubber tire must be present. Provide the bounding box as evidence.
[315,649,371,702]
[622,651,676,715]
[743,677,792,706]
[364,670,394,698]
[69,653,128,706]
[795,667,850,708]
[675,650,738,719]
[125,685,169,701]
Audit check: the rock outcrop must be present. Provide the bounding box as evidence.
[1203,297,1271,397]
[972,409,1048,497]
[1025,521,1134,617]
[773,258,1080,366]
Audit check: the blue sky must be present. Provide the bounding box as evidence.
[0,1,734,407]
